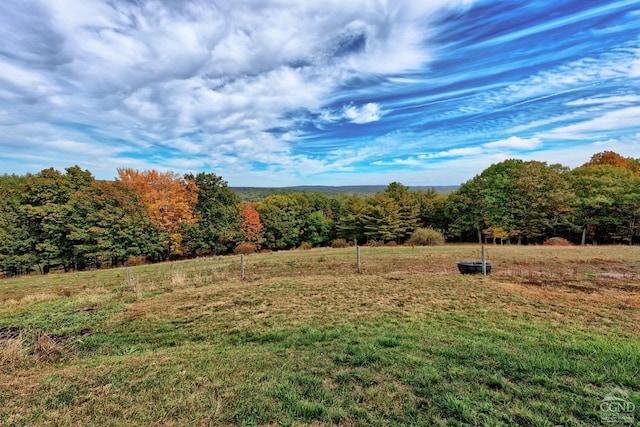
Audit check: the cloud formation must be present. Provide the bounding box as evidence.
[0,0,639,186]
[321,103,383,125]
[484,137,542,150]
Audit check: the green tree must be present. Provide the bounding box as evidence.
[362,193,401,243]
[1,166,168,273]
[66,180,165,268]
[301,192,339,218]
[297,193,337,247]
[414,189,449,231]
[570,165,640,244]
[183,172,242,256]
[507,161,574,243]
[447,159,573,244]
[446,177,485,243]
[22,167,93,272]
[0,174,36,275]
[336,194,367,244]
[304,211,335,246]
[257,194,310,250]
[383,182,419,243]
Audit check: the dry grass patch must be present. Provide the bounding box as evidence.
[0,337,26,368]
[33,333,66,362]
[0,245,638,425]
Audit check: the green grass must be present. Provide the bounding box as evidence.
[1,245,639,426]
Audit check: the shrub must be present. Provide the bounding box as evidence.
[407,228,445,246]
[234,242,258,255]
[543,237,572,246]
[385,241,397,247]
[300,242,313,250]
[331,239,350,249]
[367,240,385,247]
[124,256,146,267]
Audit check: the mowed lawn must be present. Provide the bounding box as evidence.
[1,245,639,426]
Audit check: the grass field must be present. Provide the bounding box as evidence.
[1,245,639,426]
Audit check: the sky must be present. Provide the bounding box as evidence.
[1,0,640,187]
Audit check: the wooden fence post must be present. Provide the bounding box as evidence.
[126,267,132,289]
[481,245,487,276]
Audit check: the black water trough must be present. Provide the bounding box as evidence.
[457,261,491,275]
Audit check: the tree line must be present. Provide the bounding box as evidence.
[1,151,639,275]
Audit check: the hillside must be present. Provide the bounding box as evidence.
[1,245,638,425]
[232,185,459,200]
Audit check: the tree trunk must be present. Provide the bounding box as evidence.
[581,226,586,246]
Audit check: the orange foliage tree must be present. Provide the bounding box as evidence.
[117,168,197,258]
[239,201,264,245]
[583,151,640,174]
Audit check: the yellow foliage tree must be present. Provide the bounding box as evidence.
[117,168,197,257]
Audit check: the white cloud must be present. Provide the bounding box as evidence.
[483,136,542,150]
[508,112,586,133]
[542,106,640,139]
[566,95,640,106]
[0,0,479,180]
[0,0,637,187]
[592,138,620,146]
[430,147,483,158]
[319,102,384,124]
[517,138,640,170]
[372,156,423,166]
[342,103,383,124]
[470,43,640,118]
[590,134,640,152]
[470,0,640,50]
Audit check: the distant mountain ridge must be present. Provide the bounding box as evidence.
[232,185,459,200]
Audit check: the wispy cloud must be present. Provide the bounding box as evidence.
[542,106,640,139]
[372,156,423,166]
[0,0,639,185]
[321,103,384,124]
[566,95,640,106]
[430,147,484,158]
[483,137,542,150]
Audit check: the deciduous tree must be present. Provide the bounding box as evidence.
[446,178,485,243]
[583,151,640,174]
[182,172,242,256]
[446,159,573,244]
[257,194,310,250]
[0,174,35,275]
[117,168,197,258]
[239,202,264,245]
[571,165,640,244]
[304,210,335,246]
[66,180,165,267]
[21,167,93,272]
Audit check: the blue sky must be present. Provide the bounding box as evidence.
[1,0,639,186]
